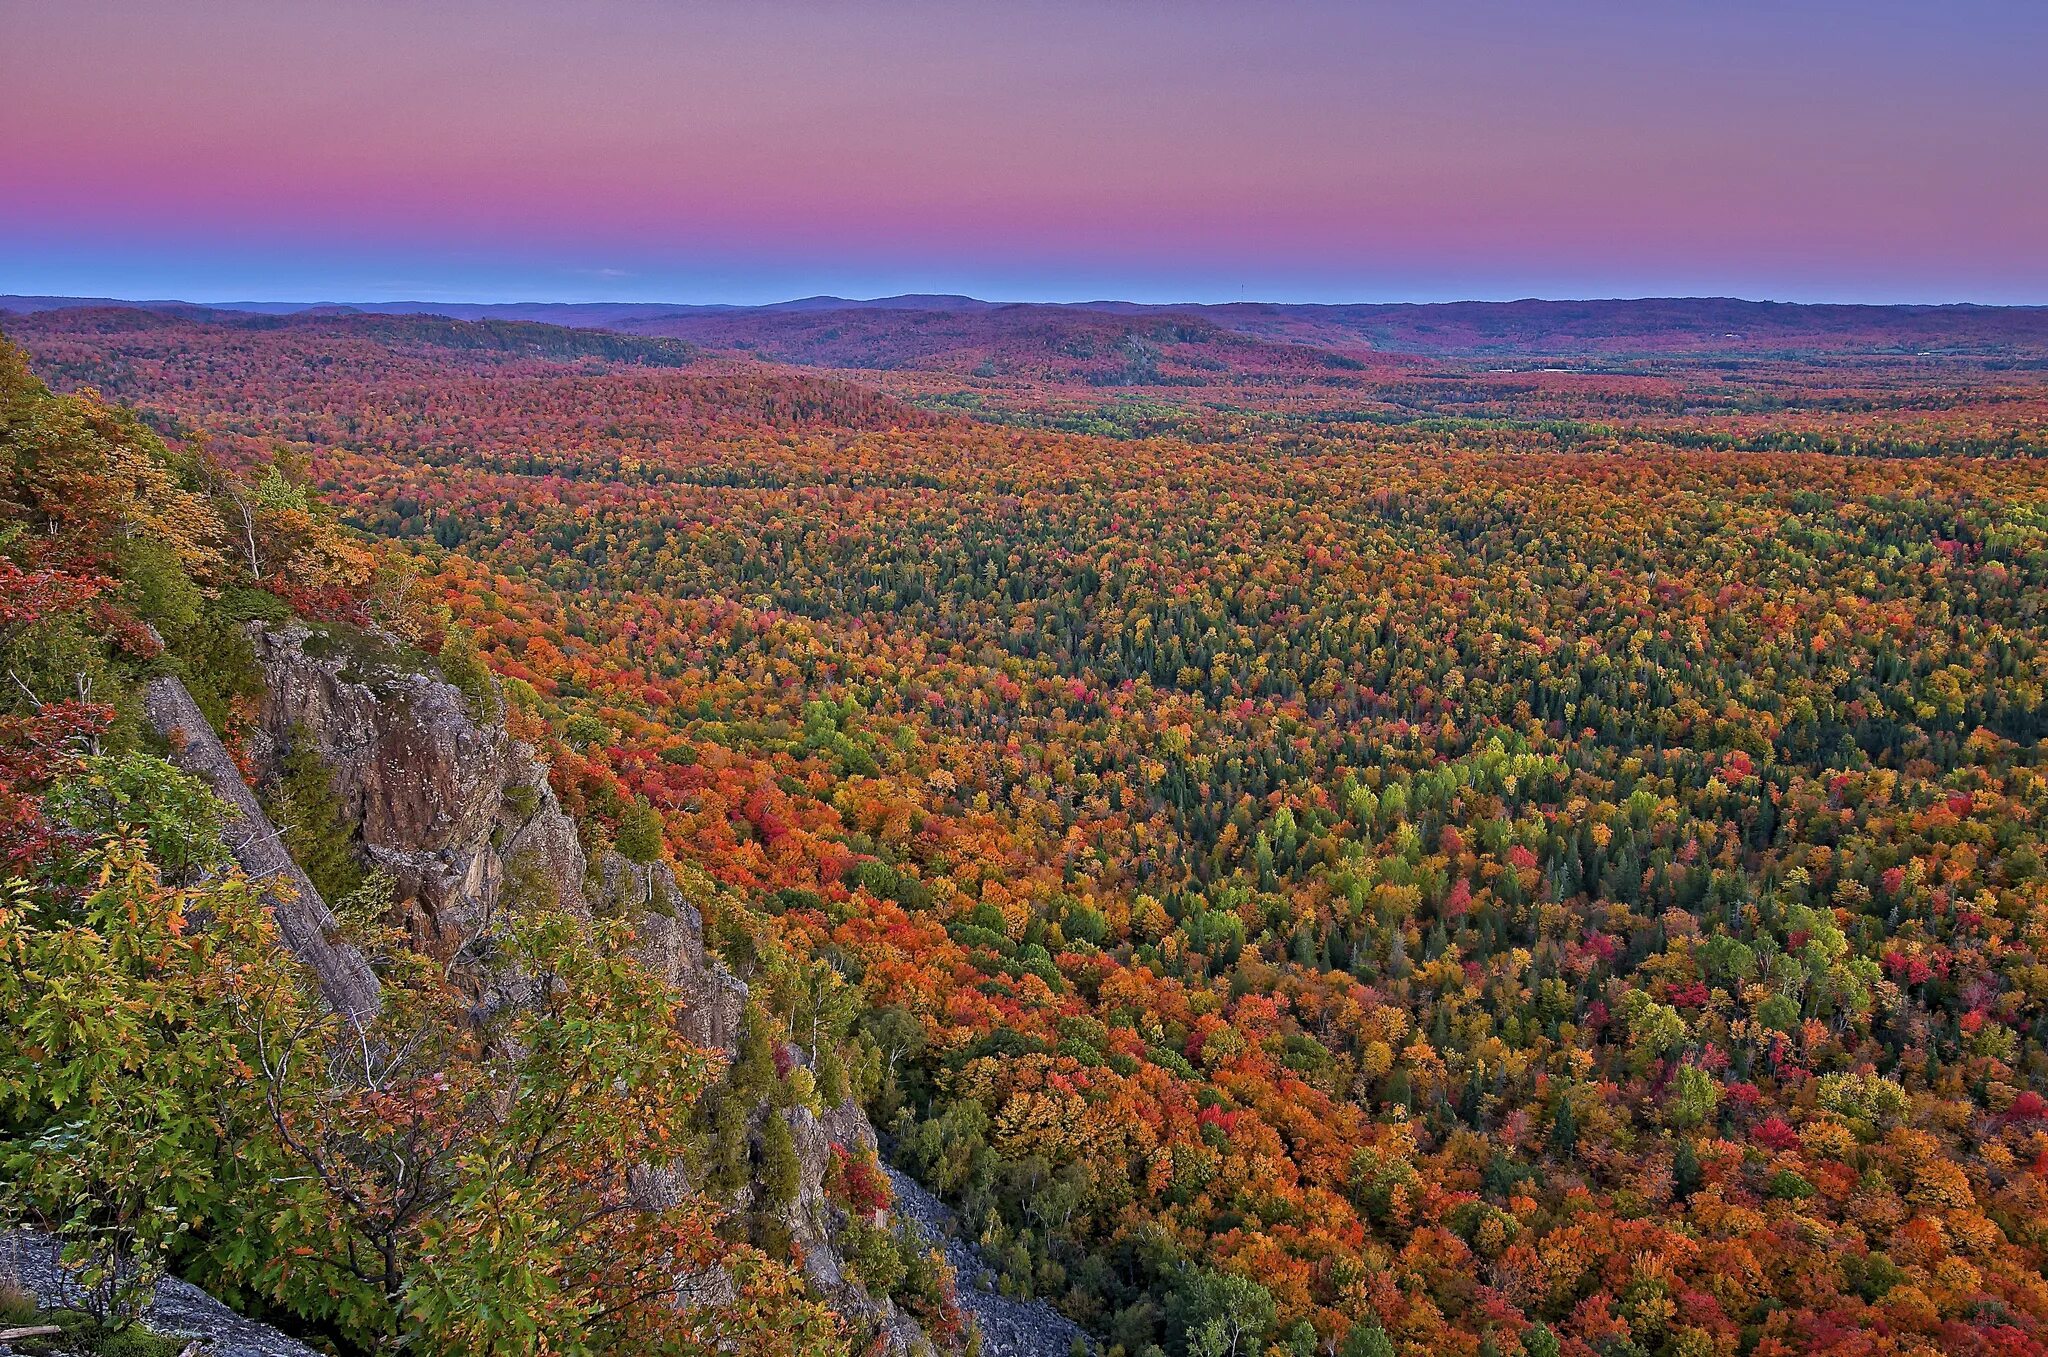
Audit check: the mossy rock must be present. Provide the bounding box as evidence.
[5,1307,187,1357]
[500,780,542,821]
[298,621,432,694]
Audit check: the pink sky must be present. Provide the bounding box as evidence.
[4,0,2044,303]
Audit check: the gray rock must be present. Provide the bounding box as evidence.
[245,622,588,960]
[882,1168,1093,1357]
[0,1231,321,1357]
[820,1097,880,1159]
[142,674,381,1022]
[615,856,749,1058]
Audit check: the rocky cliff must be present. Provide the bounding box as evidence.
[243,621,584,960]
[131,617,1092,1354]
[144,671,382,1021]
[227,621,936,1352]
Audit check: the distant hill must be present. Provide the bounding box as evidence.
[0,294,991,324]
[603,303,1389,386]
[10,293,2048,367]
[0,296,730,325]
[1,305,942,441]
[759,293,999,313]
[10,304,700,367]
[1,293,237,315]
[1163,297,2048,359]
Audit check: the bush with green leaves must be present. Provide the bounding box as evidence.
[44,754,231,884]
[434,621,499,725]
[615,796,666,864]
[0,836,312,1333]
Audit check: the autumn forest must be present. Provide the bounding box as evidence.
[3,293,2048,1357]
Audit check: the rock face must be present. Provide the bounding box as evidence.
[245,621,584,958]
[143,672,381,1021]
[236,622,942,1350]
[614,854,749,1058]
[779,1102,927,1355]
[0,1230,323,1357]
[242,622,758,1059]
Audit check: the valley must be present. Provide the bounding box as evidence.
[3,296,2045,1355]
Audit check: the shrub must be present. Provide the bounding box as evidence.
[615,797,666,864]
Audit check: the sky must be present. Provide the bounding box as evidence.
[4,0,2045,306]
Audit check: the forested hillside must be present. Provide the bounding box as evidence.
[0,339,960,1356]
[6,304,2048,1357]
[589,299,2048,447]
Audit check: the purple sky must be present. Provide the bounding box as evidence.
[4,0,2044,304]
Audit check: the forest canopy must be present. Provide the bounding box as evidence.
[4,302,2047,1357]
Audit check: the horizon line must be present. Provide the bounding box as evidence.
[7,290,2048,313]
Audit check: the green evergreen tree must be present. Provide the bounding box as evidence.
[1674,1137,1702,1199]
[730,1010,778,1104]
[816,1046,849,1107]
[1547,1093,1578,1161]
[435,622,499,724]
[758,1111,802,1209]
[269,725,363,904]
